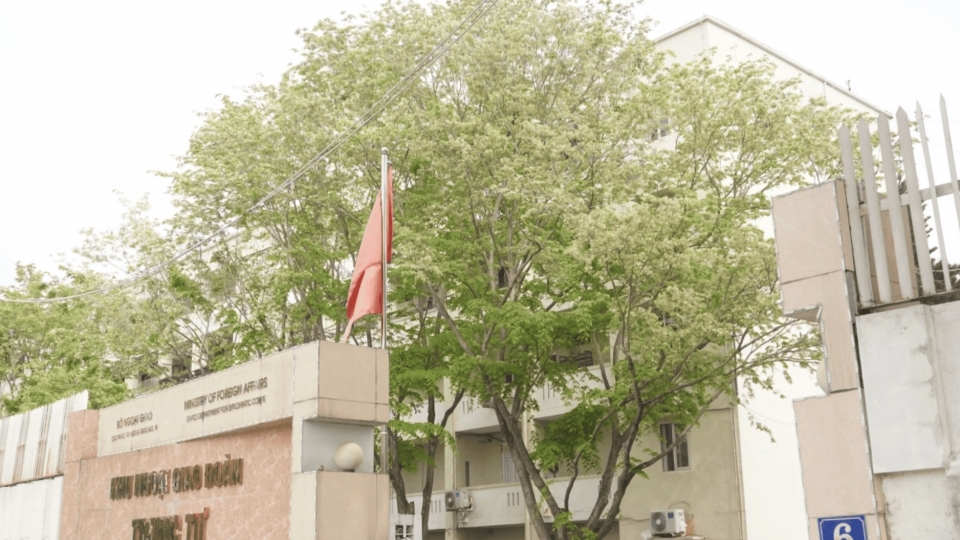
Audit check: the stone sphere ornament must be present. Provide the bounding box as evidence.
[334,442,364,472]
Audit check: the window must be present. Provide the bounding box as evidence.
[497,267,509,288]
[464,461,471,487]
[171,351,191,379]
[502,449,518,483]
[650,117,670,141]
[549,351,593,368]
[660,423,690,472]
[571,350,593,368]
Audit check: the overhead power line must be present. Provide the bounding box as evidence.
[1,0,499,305]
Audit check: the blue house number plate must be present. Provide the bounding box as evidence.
[818,515,867,540]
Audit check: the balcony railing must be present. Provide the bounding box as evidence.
[456,397,501,434]
[390,493,446,532]
[389,476,613,530]
[398,364,613,433]
[839,98,960,309]
[533,365,610,421]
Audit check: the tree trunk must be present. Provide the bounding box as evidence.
[388,427,415,515]
[421,435,440,537]
[490,396,556,540]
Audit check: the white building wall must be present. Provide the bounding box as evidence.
[652,18,886,540]
[737,368,821,540]
[554,17,896,536]
[393,18,892,540]
[0,475,63,540]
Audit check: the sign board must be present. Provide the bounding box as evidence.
[98,351,294,456]
[818,515,867,540]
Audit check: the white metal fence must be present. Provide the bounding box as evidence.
[839,97,960,308]
[0,392,88,486]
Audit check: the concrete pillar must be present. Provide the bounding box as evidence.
[289,341,391,540]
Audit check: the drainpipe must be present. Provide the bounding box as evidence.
[524,409,533,540]
[732,401,748,540]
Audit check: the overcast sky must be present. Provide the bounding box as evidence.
[1,0,958,286]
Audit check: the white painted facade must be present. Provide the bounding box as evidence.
[649,16,887,540]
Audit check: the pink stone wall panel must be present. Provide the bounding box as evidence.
[59,461,81,540]
[316,398,377,424]
[781,273,859,391]
[64,421,291,539]
[377,473,390,540]
[794,391,877,519]
[64,410,99,464]
[834,180,856,279]
[773,182,847,285]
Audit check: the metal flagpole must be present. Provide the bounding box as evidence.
[380,148,389,350]
[379,148,390,481]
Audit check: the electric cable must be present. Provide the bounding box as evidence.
[0,0,499,304]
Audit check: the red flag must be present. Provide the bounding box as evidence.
[343,165,393,342]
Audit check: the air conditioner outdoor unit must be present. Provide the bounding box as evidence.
[444,490,472,511]
[650,509,686,537]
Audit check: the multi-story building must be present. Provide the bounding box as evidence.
[392,16,888,540]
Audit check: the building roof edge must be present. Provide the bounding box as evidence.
[653,15,893,118]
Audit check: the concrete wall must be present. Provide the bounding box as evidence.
[882,470,956,539]
[620,407,742,540]
[856,302,960,538]
[857,304,950,474]
[0,475,63,540]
